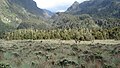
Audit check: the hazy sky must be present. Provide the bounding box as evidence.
[33,0,87,12]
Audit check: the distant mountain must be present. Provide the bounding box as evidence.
[66,0,120,18]
[0,0,53,32]
[43,9,54,18]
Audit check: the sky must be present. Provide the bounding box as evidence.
[33,0,87,12]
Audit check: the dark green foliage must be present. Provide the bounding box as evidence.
[0,63,11,68]
[52,13,99,29]
[95,18,120,28]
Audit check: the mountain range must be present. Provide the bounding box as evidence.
[0,0,120,33]
[66,0,120,18]
[53,0,120,29]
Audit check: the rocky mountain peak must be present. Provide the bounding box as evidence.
[66,1,80,12]
[73,1,79,5]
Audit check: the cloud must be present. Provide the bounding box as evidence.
[33,0,87,12]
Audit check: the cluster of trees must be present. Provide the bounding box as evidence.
[52,13,100,29]
[2,27,120,40]
[95,18,120,28]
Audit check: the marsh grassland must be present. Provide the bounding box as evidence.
[0,40,120,68]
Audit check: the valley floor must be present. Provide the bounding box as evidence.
[0,40,120,47]
[0,40,120,68]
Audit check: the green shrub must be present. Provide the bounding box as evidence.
[0,63,11,68]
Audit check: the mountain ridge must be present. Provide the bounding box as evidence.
[8,0,54,18]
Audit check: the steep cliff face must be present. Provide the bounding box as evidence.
[0,0,53,32]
